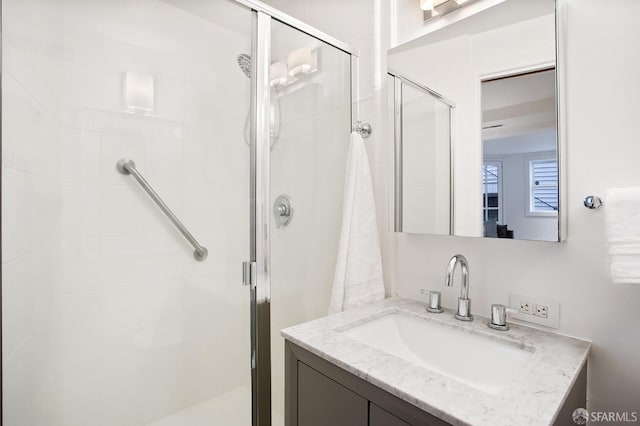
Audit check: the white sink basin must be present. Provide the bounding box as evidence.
[339,312,533,394]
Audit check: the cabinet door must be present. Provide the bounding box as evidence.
[298,362,368,426]
[370,403,411,426]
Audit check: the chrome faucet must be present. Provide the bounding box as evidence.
[445,254,473,321]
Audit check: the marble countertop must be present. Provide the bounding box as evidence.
[281,297,590,426]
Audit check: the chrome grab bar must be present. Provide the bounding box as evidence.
[116,158,208,261]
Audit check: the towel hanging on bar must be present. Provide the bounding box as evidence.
[605,187,640,284]
[328,131,385,314]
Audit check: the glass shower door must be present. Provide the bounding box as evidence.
[2,1,253,424]
[268,18,353,426]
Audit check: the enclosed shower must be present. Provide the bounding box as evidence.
[1,0,356,425]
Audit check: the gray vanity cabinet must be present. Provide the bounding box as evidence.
[286,341,448,426]
[286,340,587,426]
[297,362,410,426]
[297,362,368,426]
[369,404,411,426]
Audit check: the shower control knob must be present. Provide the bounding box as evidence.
[277,204,289,216]
[273,194,293,228]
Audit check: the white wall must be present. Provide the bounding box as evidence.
[388,0,640,414]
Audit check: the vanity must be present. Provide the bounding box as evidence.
[282,298,589,426]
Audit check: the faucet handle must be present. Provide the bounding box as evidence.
[421,289,443,313]
[488,304,519,331]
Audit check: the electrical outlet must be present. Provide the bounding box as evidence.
[510,293,559,328]
[534,304,549,319]
[519,301,532,315]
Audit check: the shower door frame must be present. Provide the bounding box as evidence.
[0,1,359,425]
[242,2,360,425]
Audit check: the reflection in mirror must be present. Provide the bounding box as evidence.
[482,68,558,241]
[387,0,562,242]
[389,72,453,235]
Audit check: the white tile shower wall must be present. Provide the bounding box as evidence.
[389,0,640,415]
[2,0,63,421]
[4,0,253,424]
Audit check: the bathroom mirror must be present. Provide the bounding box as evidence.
[388,0,565,242]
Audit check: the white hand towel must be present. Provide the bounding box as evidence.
[328,132,385,314]
[605,187,640,284]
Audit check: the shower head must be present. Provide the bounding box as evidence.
[237,53,252,78]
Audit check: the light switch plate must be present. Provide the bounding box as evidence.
[509,293,560,328]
